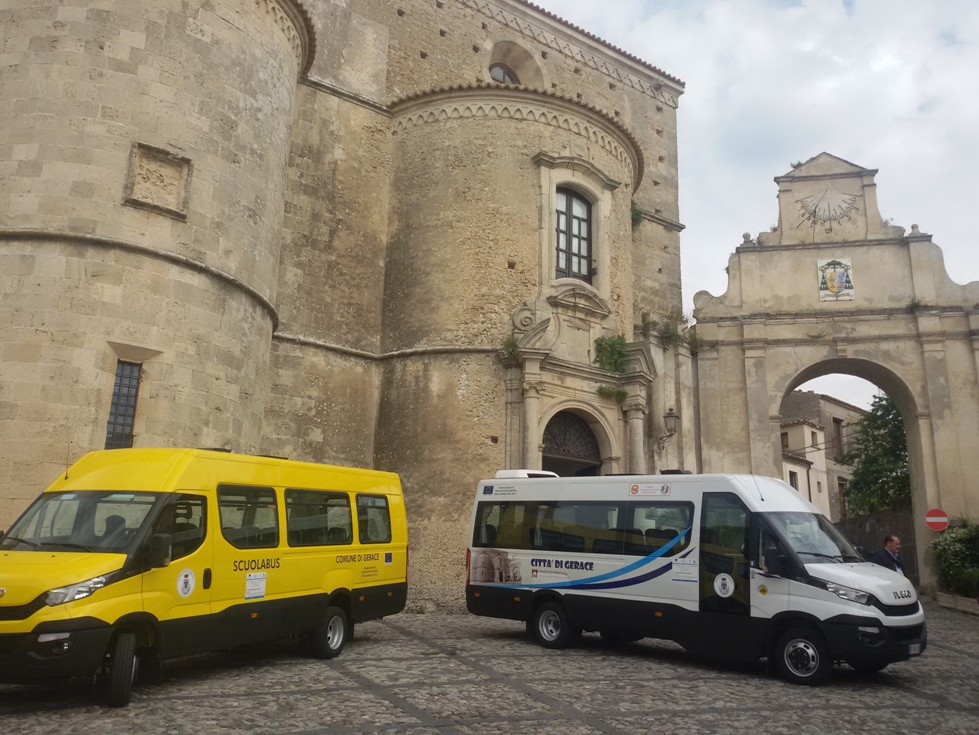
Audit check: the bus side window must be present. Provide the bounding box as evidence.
[285,489,352,547]
[357,495,392,544]
[631,502,694,556]
[494,504,529,549]
[473,503,503,547]
[218,484,278,549]
[170,495,207,559]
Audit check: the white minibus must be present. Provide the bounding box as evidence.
[466,472,925,684]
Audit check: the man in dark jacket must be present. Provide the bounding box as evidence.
[872,534,904,575]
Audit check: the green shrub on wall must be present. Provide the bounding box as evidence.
[593,335,627,373]
[931,523,979,598]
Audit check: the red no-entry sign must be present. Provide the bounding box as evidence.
[925,508,949,532]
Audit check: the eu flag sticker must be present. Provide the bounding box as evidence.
[384,552,393,565]
[483,486,494,494]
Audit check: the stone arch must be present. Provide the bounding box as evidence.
[542,411,601,476]
[777,357,923,572]
[539,402,618,476]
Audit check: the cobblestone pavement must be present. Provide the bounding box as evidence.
[2,600,977,734]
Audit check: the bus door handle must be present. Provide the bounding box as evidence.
[203,568,212,589]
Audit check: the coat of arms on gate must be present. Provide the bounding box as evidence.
[818,258,854,301]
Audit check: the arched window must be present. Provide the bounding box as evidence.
[555,188,592,283]
[489,62,520,85]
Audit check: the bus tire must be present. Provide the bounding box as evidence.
[106,632,138,707]
[532,602,578,649]
[775,627,831,685]
[312,606,348,659]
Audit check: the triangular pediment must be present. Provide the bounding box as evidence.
[776,152,875,182]
[546,285,612,319]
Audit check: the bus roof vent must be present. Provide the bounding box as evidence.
[494,469,560,479]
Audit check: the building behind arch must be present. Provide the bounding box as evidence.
[0,0,690,604]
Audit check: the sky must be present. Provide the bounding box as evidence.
[529,0,979,408]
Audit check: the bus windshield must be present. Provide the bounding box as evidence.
[0,491,162,553]
[763,511,863,563]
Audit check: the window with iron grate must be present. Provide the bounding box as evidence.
[105,360,141,449]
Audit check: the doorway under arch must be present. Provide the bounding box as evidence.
[542,411,602,476]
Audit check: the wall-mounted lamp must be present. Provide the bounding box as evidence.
[658,408,680,448]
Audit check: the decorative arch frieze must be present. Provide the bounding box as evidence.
[455,0,683,108]
[391,85,643,188]
[257,0,316,76]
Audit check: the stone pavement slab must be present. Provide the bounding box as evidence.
[1,601,977,734]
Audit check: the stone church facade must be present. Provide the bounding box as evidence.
[0,0,690,603]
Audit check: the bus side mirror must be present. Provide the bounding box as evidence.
[763,548,789,577]
[148,533,172,568]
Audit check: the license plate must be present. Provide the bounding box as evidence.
[908,643,922,656]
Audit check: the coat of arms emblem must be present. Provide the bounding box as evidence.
[818,258,854,301]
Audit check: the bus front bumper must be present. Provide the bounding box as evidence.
[821,616,927,668]
[0,620,113,683]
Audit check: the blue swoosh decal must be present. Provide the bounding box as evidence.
[493,526,693,590]
[577,547,696,590]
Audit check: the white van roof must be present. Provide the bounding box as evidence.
[494,470,559,479]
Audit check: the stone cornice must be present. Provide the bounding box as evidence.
[697,334,974,347]
[775,168,878,185]
[542,355,652,385]
[699,306,973,323]
[300,76,391,116]
[634,205,685,232]
[1,228,279,329]
[532,152,621,191]
[737,237,907,253]
[274,332,498,361]
[461,0,685,106]
[391,83,644,189]
[262,0,316,77]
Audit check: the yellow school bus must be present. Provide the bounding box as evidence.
[0,448,408,706]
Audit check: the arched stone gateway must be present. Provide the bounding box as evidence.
[693,153,979,591]
[542,411,603,476]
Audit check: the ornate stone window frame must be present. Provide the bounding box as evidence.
[534,152,619,300]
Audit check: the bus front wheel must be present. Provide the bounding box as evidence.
[532,602,579,649]
[106,632,138,707]
[775,627,831,685]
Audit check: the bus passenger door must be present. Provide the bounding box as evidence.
[749,519,793,619]
[141,494,213,658]
[696,492,752,661]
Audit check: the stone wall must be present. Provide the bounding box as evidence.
[0,0,311,521]
[0,1,691,608]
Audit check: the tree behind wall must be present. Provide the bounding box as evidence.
[841,394,910,514]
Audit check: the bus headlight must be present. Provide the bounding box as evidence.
[45,573,118,606]
[824,581,871,605]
